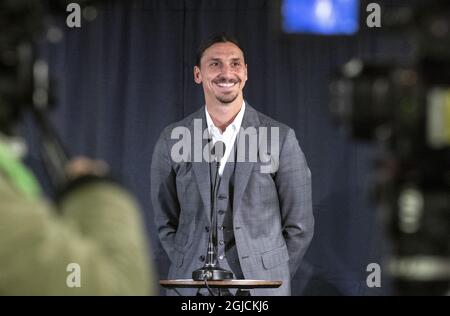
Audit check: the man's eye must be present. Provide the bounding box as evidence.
[232,62,241,67]
[210,62,219,67]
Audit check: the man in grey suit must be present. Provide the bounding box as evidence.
[151,33,314,296]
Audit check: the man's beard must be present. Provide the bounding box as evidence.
[216,92,239,104]
[212,76,241,104]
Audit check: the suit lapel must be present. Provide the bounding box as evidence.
[190,108,212,221]
[233,104,260,213]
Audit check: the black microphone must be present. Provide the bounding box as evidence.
[211,140,226,163]
[192,141,234,281]
[208,141,225,266]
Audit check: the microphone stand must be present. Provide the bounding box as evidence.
[32,107,70,190]
[30,57,71,192]
[192,142,233,281]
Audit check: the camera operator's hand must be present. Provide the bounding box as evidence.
[65,156,109,180]
[56,156,113,203]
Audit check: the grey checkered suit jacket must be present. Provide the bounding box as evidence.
[151,103,314,295]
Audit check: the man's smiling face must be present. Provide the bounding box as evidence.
[194,42,248,105]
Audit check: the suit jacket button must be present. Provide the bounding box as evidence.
[199,255,205,262]
[218,210,225,215]
[218,195,227,200]
[205,226,210,232]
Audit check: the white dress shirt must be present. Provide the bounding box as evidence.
[205,102,245,175]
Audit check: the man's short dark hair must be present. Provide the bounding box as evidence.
[195,33,244,67]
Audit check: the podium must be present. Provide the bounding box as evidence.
[160,279,282,296]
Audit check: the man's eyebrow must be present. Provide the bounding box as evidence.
[206,58,222,62]
[205,57,243,62]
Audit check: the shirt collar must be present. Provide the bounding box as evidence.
[205,101,246,133]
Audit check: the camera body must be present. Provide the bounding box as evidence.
[330,1,450,295]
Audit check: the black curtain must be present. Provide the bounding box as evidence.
[24,0,416,295]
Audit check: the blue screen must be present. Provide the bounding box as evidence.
[282,0,359,35]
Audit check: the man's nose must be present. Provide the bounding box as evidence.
[220,63,232,76]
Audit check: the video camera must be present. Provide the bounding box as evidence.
[0,0,100,188]
[330,0,450,295]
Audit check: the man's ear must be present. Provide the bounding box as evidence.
[244,63,248,81]
[193,66,202,84]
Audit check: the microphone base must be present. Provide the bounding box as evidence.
[192,266,234,281]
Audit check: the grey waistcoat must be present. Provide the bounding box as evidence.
[209,142,244,279]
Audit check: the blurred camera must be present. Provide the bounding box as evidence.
[330,1,450,295]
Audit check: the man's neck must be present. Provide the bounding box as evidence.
[205,98,243,132]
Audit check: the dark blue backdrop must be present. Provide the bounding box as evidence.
[24,0,416,295]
